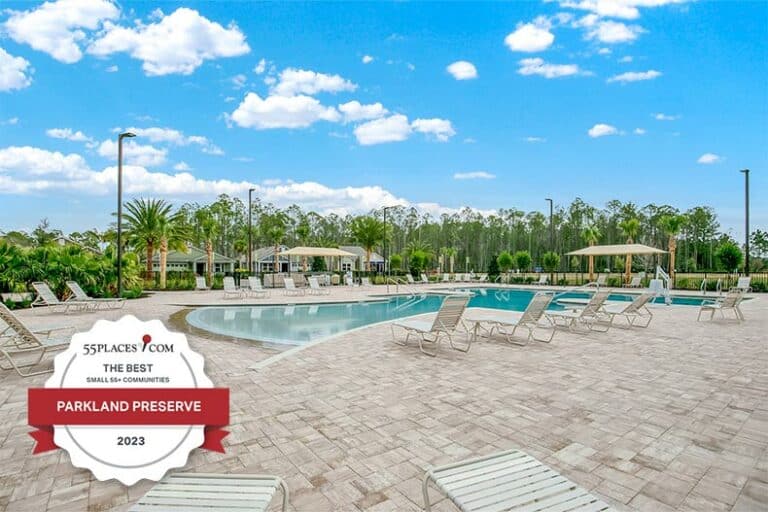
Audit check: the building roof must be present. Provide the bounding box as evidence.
[339,246,384,262]
[253,245,290,261]
[150,246,236,263]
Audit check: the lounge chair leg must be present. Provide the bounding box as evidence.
[277,477,289,511]
[423,474,433,512]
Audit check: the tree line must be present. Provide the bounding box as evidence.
[2,195,765,295]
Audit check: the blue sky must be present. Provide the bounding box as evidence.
[0,0,766,239]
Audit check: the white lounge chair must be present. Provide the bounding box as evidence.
[246,276,269,298]
[360,277,372,287]
[308,276,330,295]
[546,290,611,332]
[421,273,430,284]
[624,276,642,288]
[222,276,244,299]
[601,291,654,328]
[585,274,607,288]
[406,274,417,285]
[464,292,555,344]
[194,276,209,290]
[0,303,71,377]
[698,289,746,322]
[130,472,288,512]
[733,276,752,293]
[475,273,488,283]
[31,282,92,313]
[422,449,611,512]
[283,277,305,296]
[66,281,125,310]
[533,274,549,286]
[442,273,450,283]
[391,294,471,356]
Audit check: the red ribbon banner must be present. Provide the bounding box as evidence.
[28,388,229,454]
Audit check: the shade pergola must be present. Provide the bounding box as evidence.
[279,246,356,258]
[567,244,666,284]
[278,246,358,274]
[566,244,667,257]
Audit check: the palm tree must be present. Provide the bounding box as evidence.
[157,212,189,289]
[443,247,457,274]
[660,214,685,283]
[349,216,387,271]
[581,225,601,282]
[619,218,641,284]
[123,199,173,280]
[256,212,288,272]
[195,209,219,286]
[295,221,311,271]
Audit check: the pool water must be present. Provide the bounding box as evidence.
[186,288,707,345]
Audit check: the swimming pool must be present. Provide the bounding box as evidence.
[186,288,709,346]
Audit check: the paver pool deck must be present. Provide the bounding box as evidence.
[0,284,765,511]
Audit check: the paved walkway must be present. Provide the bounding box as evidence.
[0,286,765,511]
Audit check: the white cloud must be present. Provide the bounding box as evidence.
[253,58,266,74]
[411,118,456,142]
[654,112,680,121]
[406,63,416,71]
[504,23,555,52]
[353,115,412,145]
[446,60,478,80]
[2,117,20,125]
[560,0,689,20]
[463,137,476,144]
[453,171,495,180]
[0,145,510,219]
[362,55,374,64]
[4,0,118,64]
[634,128,646,135]
[597,47,612,55]
[97,139,167,167]
[586,20,644,43]
[525,136,546,143]
[119,127,221,156]
[173,161,192,171]
[697,153,722,164]
[87,8,249,76]
[231,74,247,89]
[271,68,357,96]
[106,64,119,72]
[619,55,633,63]
[230,93,341,129]
[0,48,33,92]
[46,128,93,143]
[338,101,388,123]
[517,58,582,78]
[607,69,661,83]
[588,123,619,138]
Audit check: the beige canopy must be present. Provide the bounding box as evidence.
[279,246,357,258]
[566,244,666,256]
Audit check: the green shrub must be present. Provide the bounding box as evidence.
[390,254,402,270]
[514,251,532,272]
[542,251,560,272]
[715,242,743,272]
[487,255,500,281]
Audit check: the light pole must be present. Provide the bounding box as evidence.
[740,169,750,276]
[248,188,255,275]
[116,131,135,298]
[383,205,395,292]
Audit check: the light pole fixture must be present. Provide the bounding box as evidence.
[248,188,255,275]
[383,205,396,293]
[116,131,135,298]
[740,169,750,276]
